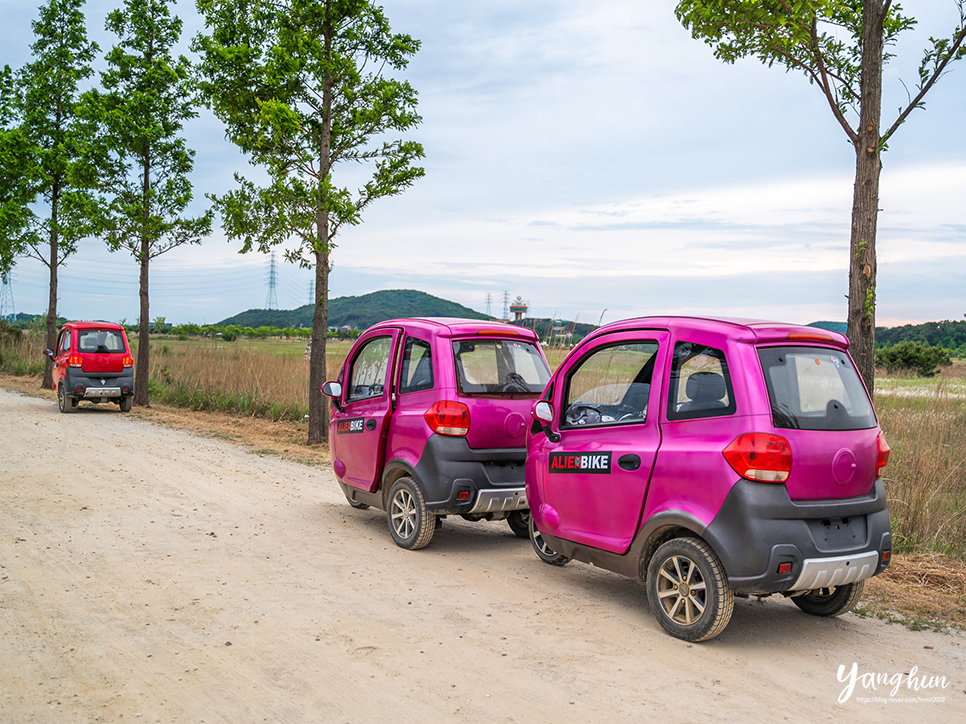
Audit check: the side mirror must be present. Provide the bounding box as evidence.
[322,380,344,412]
[531,400,559,442]
[533,400,554,424]
[43,349,54,358]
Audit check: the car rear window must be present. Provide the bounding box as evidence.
[78,330,126,353]
[757,346,876,431]
[452,339,550,395]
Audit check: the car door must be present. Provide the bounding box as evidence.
[52,327,72,389]
[530,331,669,554]
[330,328,402,493]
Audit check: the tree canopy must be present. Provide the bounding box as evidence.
[194,0,425,444]
[86,0,212,406]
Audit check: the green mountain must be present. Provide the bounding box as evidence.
[876,320,966,349]
[808,321,848,334]
[218,289,490,329]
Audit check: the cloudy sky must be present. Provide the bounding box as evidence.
[3,0,965,327]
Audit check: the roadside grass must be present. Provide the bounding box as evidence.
[146,337,353,422]
[0,326,45,376]
[875,372,966,560]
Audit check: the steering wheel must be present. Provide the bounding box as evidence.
[565,402,603,426]
[615,404,644,422]
[501,372,529,393]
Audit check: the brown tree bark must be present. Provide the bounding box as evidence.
[42,186,59,390]
[307,249,330,446]
[306,15,335,447]
[134,244,150,407]
[847,0,886,397]
[134,152,152,407]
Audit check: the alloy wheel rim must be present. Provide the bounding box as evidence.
[656,554,708,626]
[390,489,416,539]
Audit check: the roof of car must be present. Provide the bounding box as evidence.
[371,317,541,340]
[62,321,126,331]
[588,315,850,348]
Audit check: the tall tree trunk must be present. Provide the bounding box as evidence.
[847,0,886,397]
[134,155,151,407]
[307,15,334,447]
[135,244,150,406]
[42,184,59,390]
[307,248,330,446]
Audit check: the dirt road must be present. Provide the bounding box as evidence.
[2,387,964,723]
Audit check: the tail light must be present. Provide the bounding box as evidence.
[122,355,134,367]
[67,354,83,367]
[876,432,890,477]
[723,432,792,483]
[424,400,470,436]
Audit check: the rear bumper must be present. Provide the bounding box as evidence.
[64,369,134,399]
[467,488,528,514]
[406,435,527,515]
[704,479,892,595]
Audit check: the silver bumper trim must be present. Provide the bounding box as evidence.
[84,387,122,398]
[790,551,879,591]
[468,488,528,514]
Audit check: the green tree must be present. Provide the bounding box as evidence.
[0,66,37,278]
[675,0,966,395]
[86,0,212,407]
[12,0,102,389]
[194,0,425,445]
[875,341,952,376]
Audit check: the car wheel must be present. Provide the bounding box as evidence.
[57,385,74,414]
[646,537,734,642]
[506,510,530,539]
[387,477,434,550]
[791,581,865,617]
[119,396,133,412]
[529,514,571,566]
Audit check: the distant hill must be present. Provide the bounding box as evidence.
[876,320,966,349]
[218,289,489,329]
[808,321,848,334]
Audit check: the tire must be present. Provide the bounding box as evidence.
[57,385,74,414]
[386,477,435,550]
[646,537,734,642]
[119,396,133,412]
[791,580,865,617]
[529,514,571,566]
[507,510,530,539]
[346,496,370,510]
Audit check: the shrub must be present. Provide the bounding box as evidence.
[875,342,952,377]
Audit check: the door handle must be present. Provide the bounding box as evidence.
[366,419,377,431]
[618,454,641,471]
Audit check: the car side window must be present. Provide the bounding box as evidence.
[562,341,658,428]
[399,337,434,393]
[667,342,736,420]
[57,330,70,354]
[347,336,392,401]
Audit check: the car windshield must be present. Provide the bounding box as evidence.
[452,338,550,394]
[78,330,126,354]
[758,346,876,431]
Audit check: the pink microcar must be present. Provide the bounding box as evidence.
[526,316,892,642]
[324,318,551,549]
